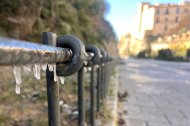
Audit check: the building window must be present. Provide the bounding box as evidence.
[156,18,159,23]
[165,8,169,14]
[157,9,160,14]
[176,17,179,23]
[164,26,168,31]
[176,7,180,14]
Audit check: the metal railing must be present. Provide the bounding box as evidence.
[0,32,113,126]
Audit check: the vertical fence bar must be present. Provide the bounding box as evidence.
[106,62,110,98]
[90,65,95,126]
[77,66,85,126]
[43,32,60,126]
[96,66,101,112]
[100,63,104,100]
[104,63,107,99]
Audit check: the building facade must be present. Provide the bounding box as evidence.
[132,0,190,38]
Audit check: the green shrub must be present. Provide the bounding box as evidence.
[157,49,174,60]
[186,48,190,57]
[137,48,152,58]
[137,50,147,58]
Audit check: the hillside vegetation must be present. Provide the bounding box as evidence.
[0,0,116,46]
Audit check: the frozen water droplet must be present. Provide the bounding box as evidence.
[33,64,41,80]
[88,67,92,72]
[48,64,54,72]
[84,61,88,65]
[15,84,21,94]
[13,66,22,94]
[59,77,65,84]
[23,65,32,72]
[41,64,47,71]
[53,64,58,82]
[13,66,22,85]
[59,100,64,105]
[94,65,99,69]
[84,67,87,72]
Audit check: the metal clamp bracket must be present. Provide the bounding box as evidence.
[56,35,86,76]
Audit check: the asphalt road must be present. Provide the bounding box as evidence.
[118,58,190,126]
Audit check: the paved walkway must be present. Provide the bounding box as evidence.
[118,58,190,126]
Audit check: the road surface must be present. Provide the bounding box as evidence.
[118,58,190,126]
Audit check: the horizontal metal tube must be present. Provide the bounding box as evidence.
[0,37,72,65]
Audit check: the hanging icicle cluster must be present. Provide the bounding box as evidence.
[13,64,65,94]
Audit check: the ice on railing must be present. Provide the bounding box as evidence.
[95,65,99,69]
[84,67,87,72]
[13,63,66,94]
[88,67,92,72]
[53,64,58,82]
[59,77,65,84]
[84,61,88,66]
[41,64,47,71]
[33,64,41,80]
[15,84,21,94]
[48,64,54,72]
[13,66,22,94]
[83,67,92,72]
[13,66,22,84]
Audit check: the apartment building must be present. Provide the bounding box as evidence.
[132,0,190,38]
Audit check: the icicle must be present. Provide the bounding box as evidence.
[84,67,87,72]
[23,65,32,72]
[13,66,22,85]
[15,84,21,94]
[59,77,65,84]
[59,100,64,105]
[13,66,22,94]
[53,64,58,82]
[84,61,88,66]
[48,64,54,72]
[95,65,99,69]
[41,64,47,71]
[88,67,92,72]
[33,64,41,80]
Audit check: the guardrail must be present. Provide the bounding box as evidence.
[0,32,113,126]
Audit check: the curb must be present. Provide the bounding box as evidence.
[104,66,119,126]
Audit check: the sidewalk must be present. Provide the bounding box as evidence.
[117,58,190,126]
[104,66,119,126]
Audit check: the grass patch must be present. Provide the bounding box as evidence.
[0,114,10,126]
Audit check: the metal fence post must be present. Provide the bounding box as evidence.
[100,49,106,101]
[43,32,60,126]
[86,45,101,126]
[90,65,95,126]
[100,63,104,100]
[56,35,86,126]
[96,66,101,112]
[77,66,85,126]
[103,62,107,99]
